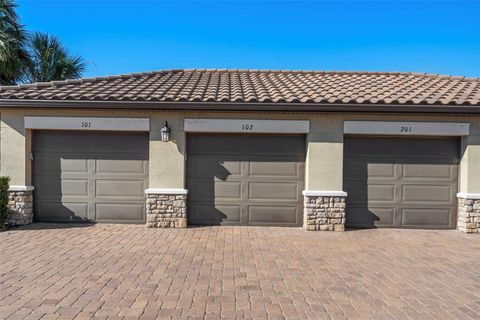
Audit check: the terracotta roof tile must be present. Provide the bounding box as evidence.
[1,69,479,106]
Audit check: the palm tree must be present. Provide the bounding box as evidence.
[25,32,86,82]
[0,0,28,85]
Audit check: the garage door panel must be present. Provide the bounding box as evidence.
[35,178,90,200]
[345,182,395,204]
[367,163,396,179]
[95,180,145,198]
[61,158,89,173]
[402,164,456,179]
[94,133,148,154]
[412,138,458,158]
[37,202,89,222]
[346,137,459,159]
[187,134,305,226]
[96,159,146,174]
[188,135,249,155]
[342,182,363,203]
[215,181,242,200]
[373,208,395,227]
[95,203,144,222]
[402,185,454,203]
[344,160,395,180]
[248,182,300,201]
[188,179,214,200]
[401,208,454,228]
[343,160,363,178]
[34,131,148,223]
[33,154,89,176]
[188,156,243,178]
[31,154,56,175]
[189,179,244,201]
[344,137,458,229]
[249,135,305,155]
[368,184,395,202]
[346,207,395,228]
[218,161,243,176]
[189,204,241,225]
[247,205,299,224]
[249,161,300,177]
[34,178,62,199]
[62,179,89,197]
[345,138,399,157]
[35,131,92,152]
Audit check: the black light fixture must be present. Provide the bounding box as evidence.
[160,121,171,142]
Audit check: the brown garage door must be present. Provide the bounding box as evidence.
[344,137,459,229]
[33,131,148,223]
[187,134,305,226]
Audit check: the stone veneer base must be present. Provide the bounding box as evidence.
[8,190,34,226]
[146,192,187,228]
[304,195,346,231]
[457,197,480,234]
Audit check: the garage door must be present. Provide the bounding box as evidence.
[187,134,305,226]
[33,131,148,223]
[344,137,459,229]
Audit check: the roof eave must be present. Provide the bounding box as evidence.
[1,99,480,114]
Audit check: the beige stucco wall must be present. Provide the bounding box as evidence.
[0,110,29,185]
[0,108,478,194]
[149,113,185,189]
[460,135,480,193]
[306,116,344,191]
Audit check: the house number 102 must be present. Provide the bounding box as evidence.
[242,124,254,130]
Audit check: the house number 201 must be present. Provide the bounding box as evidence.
[242,124,254,130]
[81,121,92,128]
[400,126,412,133]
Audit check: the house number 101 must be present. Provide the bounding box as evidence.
[242,124,254,130]
[81,121,92,128]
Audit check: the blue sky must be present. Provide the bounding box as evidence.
[17,1,480,78]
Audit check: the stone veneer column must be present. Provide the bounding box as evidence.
[7,186,34,226]
[303,191,347,231]
[457,193,480,234]
[145,189,187,228]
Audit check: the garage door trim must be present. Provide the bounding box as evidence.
[344,121,470,136]
[184,119,310,133]
[25,116,150,132]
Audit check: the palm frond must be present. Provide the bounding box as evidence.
[25,32,86,82]
[0,0,28,84]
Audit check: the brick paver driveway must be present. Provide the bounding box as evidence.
[1,224,479,320]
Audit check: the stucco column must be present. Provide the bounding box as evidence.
[1,111,34,225]
[146,114,187,228]
[457,134,480,233]
[303,118,347,231]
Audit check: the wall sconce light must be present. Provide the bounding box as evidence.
[160,121,171,142]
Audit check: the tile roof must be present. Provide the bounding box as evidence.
[1,69,479,106]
